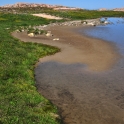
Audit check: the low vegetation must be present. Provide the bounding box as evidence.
[44,10,124,20]
[27,28,47,35]
[0,13,61,124]
[1,7,124,20]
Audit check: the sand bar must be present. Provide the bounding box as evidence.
[32,13,63,20]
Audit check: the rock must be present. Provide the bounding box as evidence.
[104,21,109,24]
[38,31,41,34]
[16,29,20,33]
[46,31,53,37]
[43,25,47,28]
[21,29,25,32]
[83,21,87,24]
[87,22,95,26]
[53,38,59,41]
[28,33,35,37]
[50,113,60,119]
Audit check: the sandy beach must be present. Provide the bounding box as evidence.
[32,13,63,20]
[12,25,119,71]
[12,25,124,124]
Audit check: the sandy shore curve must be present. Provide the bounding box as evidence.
[12,25,124,124]
[12,25,119,72]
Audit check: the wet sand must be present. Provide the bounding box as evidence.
[12,26,124,124]
[13,26,119,71]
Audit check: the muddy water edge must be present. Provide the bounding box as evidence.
[12,25,124,124]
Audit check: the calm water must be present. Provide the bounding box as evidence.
[80,17,124,54]
[35,17,124,124]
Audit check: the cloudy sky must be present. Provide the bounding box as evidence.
[0,0,124,9]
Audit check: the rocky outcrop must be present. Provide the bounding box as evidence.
[113,8,124,11]
[98,8,107,11]
[1,2,56,8]
[14,18,110,40]
[53,7,80,10]
[48,19,103,27]
[0,2,80,10]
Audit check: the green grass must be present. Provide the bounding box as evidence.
[4,7,124,20]
[41,10,124,20]
[0,13,61,124]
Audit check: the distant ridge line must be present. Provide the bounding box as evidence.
[0,2,81,10]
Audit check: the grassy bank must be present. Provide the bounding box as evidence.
[0,13,61,124]
[2,7,124,20]
[42,10,124,20]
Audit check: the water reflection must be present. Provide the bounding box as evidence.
[80,17,124,54]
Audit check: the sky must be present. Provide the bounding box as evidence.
[0,0,124,10]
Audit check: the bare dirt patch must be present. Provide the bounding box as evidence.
[32,13,63,20]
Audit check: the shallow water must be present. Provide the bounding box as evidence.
[12,18,124,123]
[34,18,124,124]
[79,17,124,54]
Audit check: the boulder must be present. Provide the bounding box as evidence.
[53,38,59,41]
[28,33,35,37]
[21,29,25,32]
[83,22,87,24]
[46,31,53,37]
[87,22,95,26]
[16,29,20,33]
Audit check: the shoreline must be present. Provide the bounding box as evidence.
[12,25,120,72]
[11,25,124,124]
